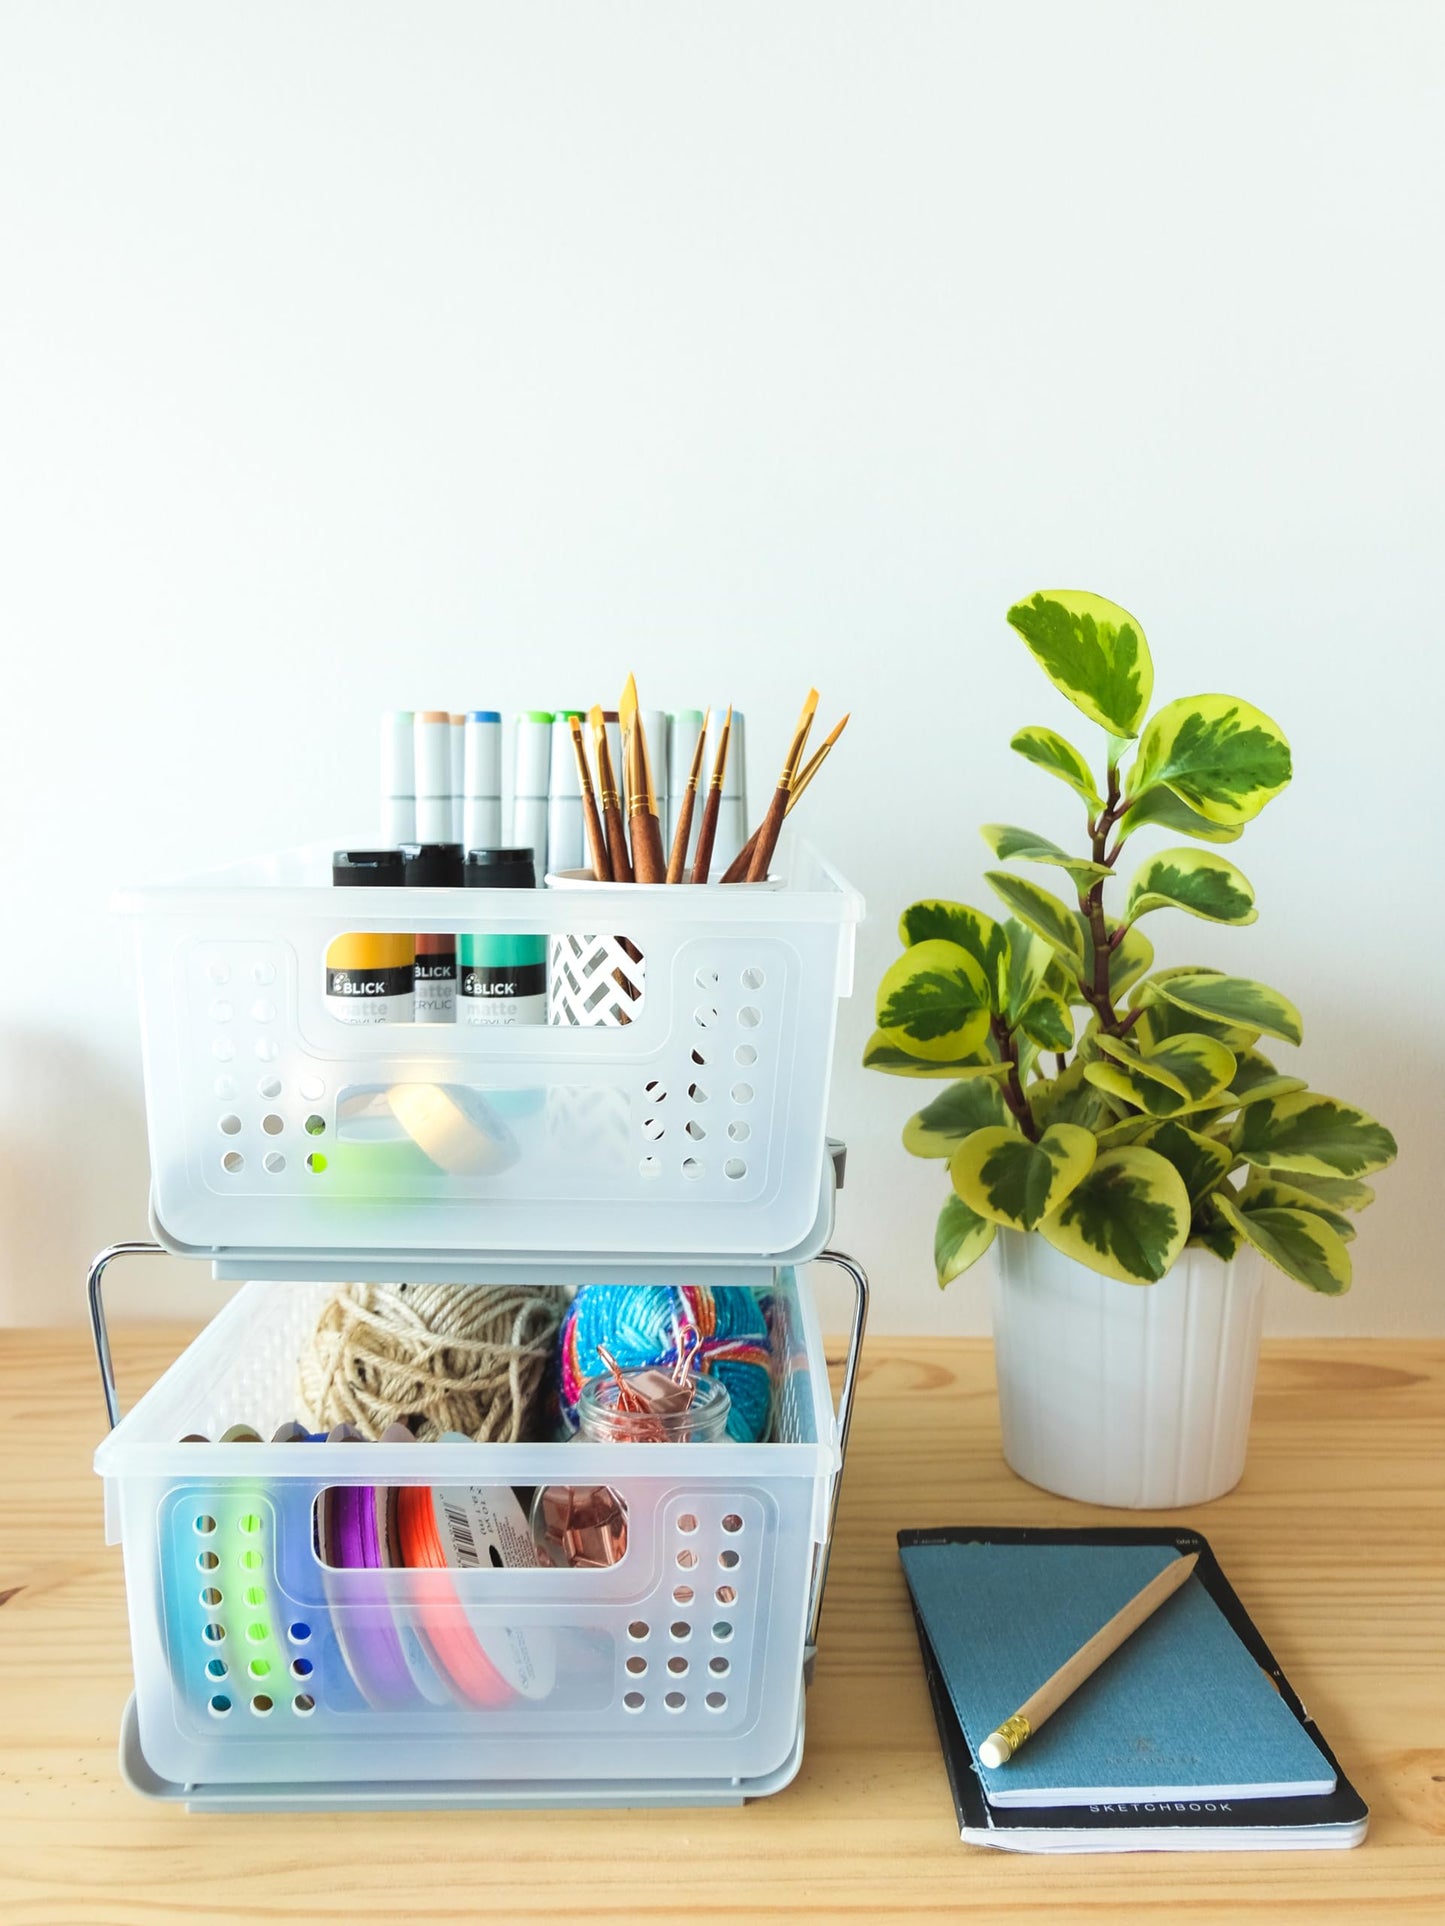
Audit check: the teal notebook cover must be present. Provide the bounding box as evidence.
[898,1542,1336,1809]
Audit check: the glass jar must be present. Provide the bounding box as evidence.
[530,1374,732,1567]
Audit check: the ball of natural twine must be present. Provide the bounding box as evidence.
[298,1282,563,1442]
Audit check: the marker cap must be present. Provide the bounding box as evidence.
[401,843,464,887]
[333,849,407,886]
[465,848,538,890]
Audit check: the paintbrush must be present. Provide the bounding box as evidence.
[690,705,732,884]
[720,711,848,883]
[590,704,632,883]
[665,708,711,883]
[569,714,611,882]
[735,688,819,884]
[620,674,666,883]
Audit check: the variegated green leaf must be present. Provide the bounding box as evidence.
[876,939,991,1061]
[1190,1197,1244,1261]
[1132,975,1258,1052]
[1128,693,1291,826]
[863,1031,1010,1079]
[902,1078,1013,1158]
[951,1123,1096,1232]
[1001,919,1053,1025]
[1240,1175,1356,1240]
[1095,1115,1155,1149]
[1115,782,1245,846]
[1125,847,1257,926]
[1133,1118,1233,1209]
[1214,1194,1351,1295]
[897,900,1007,1006]
[1155,971,1303,1047]
[1226,1049,1308,1108]
[1232,1091,1397,1179]
[935,1193,996,1286]
[1138,1033,1237,1102]
[985,871,1086,968]
[1258,1169,1376,1212]
[1087,1031,1235,1118]
[1028,1052,1114,1134]
[1006,590,1153,737]
[1040,1146,1190,1284]
[1009,725,1103,809]
[1018,991,1074,1052]
[981,823,1110,891]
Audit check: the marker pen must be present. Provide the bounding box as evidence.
[403,841,464,1023]
[712,707,748,878]
[414,711,453,846]
[459,849,546,1025]
[328,850,414,1024]
[381,711,415,846]
[510,711,553,879]
[668,709,704,859]
[546,712,585,877]
[463,710,503,851]
[448,714,466,843]
[642,709,670,853]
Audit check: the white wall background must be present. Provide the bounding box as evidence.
[1,1,1440,1334]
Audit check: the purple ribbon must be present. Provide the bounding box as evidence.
[325,1485,417,1710]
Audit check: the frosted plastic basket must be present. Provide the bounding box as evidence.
[119,832,861,1260]
[95,1267,842,1806]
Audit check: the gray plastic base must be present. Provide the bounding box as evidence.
[119,1693,805,1812]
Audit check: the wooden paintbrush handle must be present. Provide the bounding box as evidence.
[719,826,759,884]
[630,806,667,884]
[742,785,790,882]
[666,788,698,884]
[602,799,633,884]
[691,787,723,884]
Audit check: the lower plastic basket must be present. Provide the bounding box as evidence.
[90,1249,867,1812]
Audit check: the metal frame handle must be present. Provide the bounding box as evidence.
[88,1241,165,1431]
[804,1247,869,1669]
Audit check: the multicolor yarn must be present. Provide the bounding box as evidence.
[559,1285,774,1442]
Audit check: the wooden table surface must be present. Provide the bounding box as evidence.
[2,1323,1443,1923]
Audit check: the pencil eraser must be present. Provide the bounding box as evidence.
[979,1732,1011,1768]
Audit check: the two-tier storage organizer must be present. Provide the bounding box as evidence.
[90,832,868,1810]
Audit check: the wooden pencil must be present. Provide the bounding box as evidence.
[737,688,818,884]
[665,708,710,883]
[590,704,632,884]
[720,711,848,883]
[569,714,611,882]
[978,1553,1200,1768]
[690,705,732,884]
[620,674,666,883]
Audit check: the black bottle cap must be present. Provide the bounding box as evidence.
[465,847,537,890]
[332,849,407,886]
[401,842,464,887]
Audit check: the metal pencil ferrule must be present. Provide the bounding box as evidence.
[991,1713,1032,1760]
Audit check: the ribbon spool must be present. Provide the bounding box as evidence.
[393,1484,518,1708]
[320,1482,419,1711]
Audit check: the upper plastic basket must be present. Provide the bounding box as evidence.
[120,832,862,1261]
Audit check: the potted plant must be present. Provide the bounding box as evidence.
[866,590,1397,1507]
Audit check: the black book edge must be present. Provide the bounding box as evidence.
[900,1524,1368,1842]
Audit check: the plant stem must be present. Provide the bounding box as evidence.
[990,1017,1039,1141]
[1078,761,1131,1038]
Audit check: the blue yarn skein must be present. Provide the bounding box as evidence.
[559,1284,774,1442]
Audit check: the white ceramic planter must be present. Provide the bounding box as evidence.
[990,1231,1265,1508]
